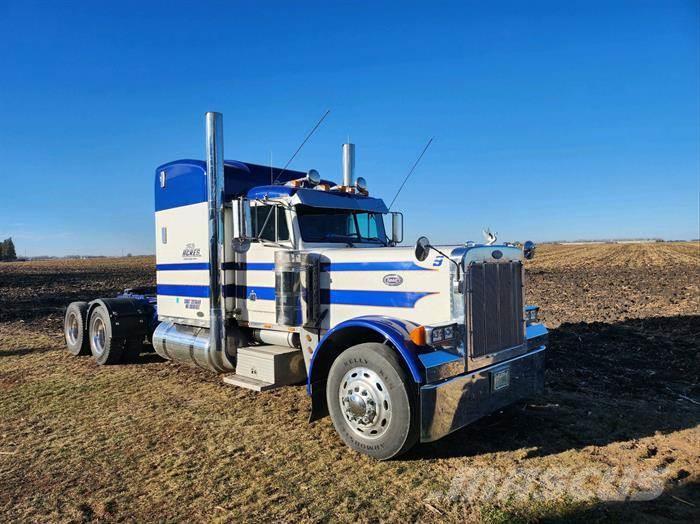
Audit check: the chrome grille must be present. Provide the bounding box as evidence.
[466,261,524,360]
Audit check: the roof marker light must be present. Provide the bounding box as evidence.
[306,169,321,186]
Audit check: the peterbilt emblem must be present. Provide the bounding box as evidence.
[491,250,503,260]
[182,242,202,259]
[383,274,403,287]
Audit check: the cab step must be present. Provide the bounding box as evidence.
[222,374,277,392]
[222,344,306,392]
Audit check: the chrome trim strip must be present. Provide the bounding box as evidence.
[158,315,210,328]
[238,320,301,333]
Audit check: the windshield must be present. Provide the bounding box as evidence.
[296,205,387,244]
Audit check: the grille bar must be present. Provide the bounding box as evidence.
[466,261,524,361]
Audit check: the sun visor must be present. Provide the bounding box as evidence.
[290,189,388,213]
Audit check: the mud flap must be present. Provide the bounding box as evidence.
[308,379,328,422]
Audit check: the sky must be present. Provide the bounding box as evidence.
[0,1,698,256]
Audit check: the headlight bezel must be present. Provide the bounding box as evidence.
[425,322,459,346]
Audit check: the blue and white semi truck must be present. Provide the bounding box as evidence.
[64,112,547,459]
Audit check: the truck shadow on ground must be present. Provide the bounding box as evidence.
[130,351,166,365]
[0,346,55,358]
[556,481,700,522]
[407,315,699,461]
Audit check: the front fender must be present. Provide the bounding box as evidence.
[307,316,425,421]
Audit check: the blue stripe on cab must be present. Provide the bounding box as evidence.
[224,285,276,300]
[156,261,429,272]
[320,289,435,307]
[222,262,275,271]
[156,284,436,308]
[320,261,431,272]
[157,284,209,297]
[157,262,210,271]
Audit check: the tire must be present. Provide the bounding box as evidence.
[64,302,90,356]
[326,342,419,460]
[88,305,126,365]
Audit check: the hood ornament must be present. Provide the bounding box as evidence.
[482,228,497,246]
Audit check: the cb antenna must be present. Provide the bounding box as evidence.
[273,109,331,184]
[388,137,434,210]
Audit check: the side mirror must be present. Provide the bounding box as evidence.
[523,240,536,260]
[233,199,252,253]
[390,212,403,245]
[414,236,431,262]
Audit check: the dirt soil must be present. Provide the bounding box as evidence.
[1,243,698,523]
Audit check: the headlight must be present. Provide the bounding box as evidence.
[425,323,458,345]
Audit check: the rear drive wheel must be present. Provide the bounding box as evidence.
[326,342,419,460]
[64,302,90,356]
[88,306,126,365]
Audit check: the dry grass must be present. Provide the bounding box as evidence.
[1,243,698,522]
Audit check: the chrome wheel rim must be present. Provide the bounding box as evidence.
[338,367,392,439]
[91,317,106,356]
[66,313,79,345]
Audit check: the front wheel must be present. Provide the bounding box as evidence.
[326,342,419,460]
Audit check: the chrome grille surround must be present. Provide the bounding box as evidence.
[465,261,527,370]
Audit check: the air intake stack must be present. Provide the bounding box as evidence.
[342,142,355,187]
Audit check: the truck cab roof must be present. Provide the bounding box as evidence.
[155,159,387,213]
[155,159,308,212]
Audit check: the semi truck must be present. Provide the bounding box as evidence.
[63,112,548,459]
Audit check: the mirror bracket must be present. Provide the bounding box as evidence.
[414,236,462,282]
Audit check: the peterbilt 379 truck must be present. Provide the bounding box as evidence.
[64,112,547,459]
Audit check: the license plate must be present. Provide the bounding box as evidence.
[493,368,510,391]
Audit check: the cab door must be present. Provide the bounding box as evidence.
[239,203,292,326]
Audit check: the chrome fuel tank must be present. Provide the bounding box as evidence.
[153,320,236,373]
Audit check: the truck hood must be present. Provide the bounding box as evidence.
[308,243,524,269]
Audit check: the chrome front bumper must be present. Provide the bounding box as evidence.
[419,345,546,442]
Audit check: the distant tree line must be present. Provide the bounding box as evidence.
[1,237,17,261]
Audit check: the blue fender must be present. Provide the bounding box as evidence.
[307,316,425,403]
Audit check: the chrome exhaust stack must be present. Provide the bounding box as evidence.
[342,142,355,187]
[205,111,233,372]
[153,112,234,373]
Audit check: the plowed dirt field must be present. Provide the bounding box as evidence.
[1,243,698,522]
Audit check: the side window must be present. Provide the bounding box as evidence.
[277,208,289,241]
[252,205,275,241]
[346,215,358,237]
[252,205,289,243]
